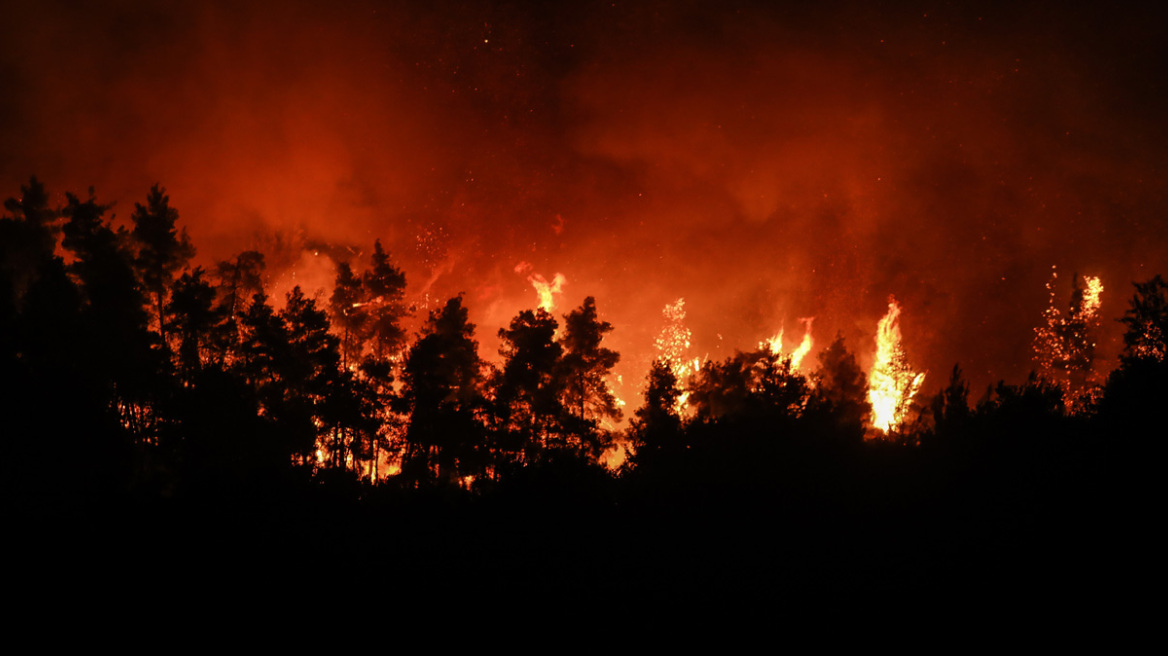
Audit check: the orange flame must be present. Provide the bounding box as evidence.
[530,272,566,311]
[761,317,814,370]
[867,298,925,434]
[600,440,630,470]
[515,262,566,312]
[1082,275,1104,318]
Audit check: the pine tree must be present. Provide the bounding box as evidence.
[1119,274,1168,364]
[167,267,220,377]
[558,296,621,458]
[330,261,368,369]
[807,334,869,443]
[212,250,265,363]
[630,358,683,463]
[1,176,60,301]
[401,296,487,485]
[62,189,162,445]
[496,308,564,461]
[130,184,194,348]
[363,240,409,358]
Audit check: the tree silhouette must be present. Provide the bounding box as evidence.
[325,241,410,479]
[929,364,972,442]
[401,295,488,486]
[330,261,368,369]
[130,184,194,349]
[495,308,564,462]
[363,240,409,359]
[167,267,220,377]
[689,349,808,427]
[1,176,59,301]
[213,250,266,362]
[1,178,60,373]
[215,251,266,318]
[61,189,164,446]
[629,358,684,464]
[358,241,410,479]
[1118,274,1168,364]
[1100,275,1168,439]
[558,296,621,458]
[283,286,356,469]
[806,334,869,444]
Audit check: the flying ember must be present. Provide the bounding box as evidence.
[1033,267,1106,411]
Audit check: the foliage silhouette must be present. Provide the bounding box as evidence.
[130,184,195,349]
[495,307,565,463]
[805,334,869,445]
[401,295,488,486]
[558,296,621,459]
[629,358,684,466]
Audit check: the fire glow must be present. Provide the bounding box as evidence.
[867,298,925,434]
[761,318,815,371]
[1,2,1164,474]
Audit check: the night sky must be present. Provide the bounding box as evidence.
[3,0,1166,403]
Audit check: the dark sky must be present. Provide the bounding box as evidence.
[3,0,1167,401]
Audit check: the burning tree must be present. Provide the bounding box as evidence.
[326,240,411,479]
[761,317,815,371]
[867,298,925,435]
[654,297,702,412]
[1033,268,1105,411]
[655,297,692,369]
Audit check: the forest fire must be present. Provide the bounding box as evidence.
[1033,268,1106,411]
[761,318,815,371]
[529,272,566,312]
[3,1,1165,609]
[867,298,925,434]
[653,298,703,412]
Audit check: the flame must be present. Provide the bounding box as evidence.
[1082,275,1104,318]
[600,440,630,470]
[1033,268,1105,411]
[762,327,785,356]
[654,298,703,412]
[867,298,925,434]
[655,297,692,367]
[514,263,567,312]
[761,317,814,370]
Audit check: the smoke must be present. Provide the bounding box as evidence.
[3,0,1166,397]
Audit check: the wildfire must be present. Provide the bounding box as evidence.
[514,262,565,311]
[654,298,703,412]
[531,273,566,311]
[655,297,692,367]
[1033,267,1105,411]
[1083,276,1104,317]
[600,440,630,470]
[761,317,815,370]
[867,297,925,434]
